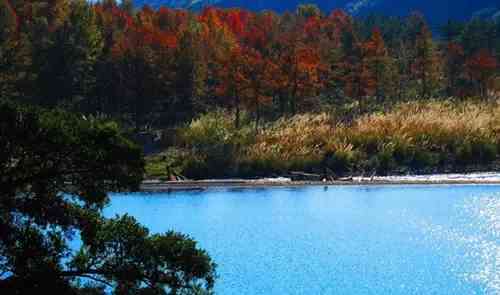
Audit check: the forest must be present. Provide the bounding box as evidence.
[2,2,499,292]
[2,0,500,179]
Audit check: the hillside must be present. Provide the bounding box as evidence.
[133,0,500,24]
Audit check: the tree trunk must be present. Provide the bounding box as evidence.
[234,92,240,129]
[255,97,260,134]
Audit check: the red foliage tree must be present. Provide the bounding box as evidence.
[466,49,497,99]
[362,28,389,101]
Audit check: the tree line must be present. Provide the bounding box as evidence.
[1,0,499,130]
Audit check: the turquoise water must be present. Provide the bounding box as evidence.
[106,185,500,294]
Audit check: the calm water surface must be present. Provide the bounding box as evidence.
[106,185,500,295]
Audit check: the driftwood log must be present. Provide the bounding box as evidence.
[289,172,323,181]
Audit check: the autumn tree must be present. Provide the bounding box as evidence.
[466,49,497,99]
[3,2,500,130]
[215,46,248,128]
[337,27,366,110]
[317,10,350,101]
[111,20,158,130]
[273,29,321,115]
[321,10,377,111]
[240,48,274,131]
[362,28,393,101]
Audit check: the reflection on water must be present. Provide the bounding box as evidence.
[414,195,499,294]
[107,185,500,295]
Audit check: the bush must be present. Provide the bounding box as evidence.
[411,150,440,170]
[179,110,254,178]
[323,140,358,176]
[365,143,397,175]
[145,148,207,179]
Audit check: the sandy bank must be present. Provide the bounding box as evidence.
[140,172,500,192]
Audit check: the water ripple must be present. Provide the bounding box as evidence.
[416,195,500,294]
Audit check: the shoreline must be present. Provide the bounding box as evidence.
[140,172,500,192]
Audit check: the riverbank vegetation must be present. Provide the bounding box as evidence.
[1,0,500,180]
[147,100,500,179]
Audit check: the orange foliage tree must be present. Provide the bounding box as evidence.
[362,28,390,101]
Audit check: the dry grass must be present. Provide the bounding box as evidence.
[245,100,500,175]
[347,101,498,151]
[149,100,500,178]
[246,114,334,168]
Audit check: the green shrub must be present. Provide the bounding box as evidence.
[323,140,358,176]
[455,142,474,165]
[178,110,254,178]
[471,140,497,164]
[374,144,398,175]
[145,148,202,179]
[411,150,440,170]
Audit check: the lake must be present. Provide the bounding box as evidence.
[106,185,500,294]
